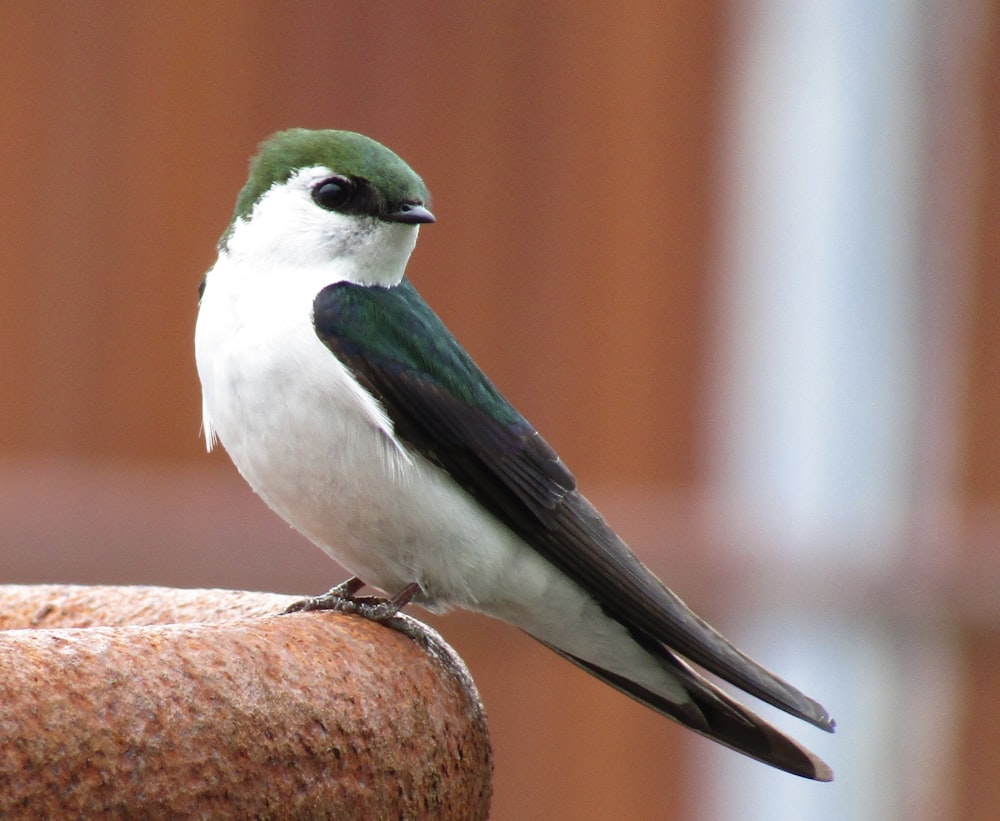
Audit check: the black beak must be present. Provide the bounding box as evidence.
[386,202,435,224]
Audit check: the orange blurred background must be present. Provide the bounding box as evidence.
[1,3,998,819]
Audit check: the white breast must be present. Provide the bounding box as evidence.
[195,235,533,605]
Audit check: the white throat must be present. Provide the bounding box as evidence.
[196,166,423,452]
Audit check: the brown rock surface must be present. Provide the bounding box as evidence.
[0,585,492,820]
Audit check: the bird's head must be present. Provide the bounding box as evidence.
[220,128,434,286]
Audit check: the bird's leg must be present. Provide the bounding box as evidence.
[281,578,422,622]
[281,576,366,615]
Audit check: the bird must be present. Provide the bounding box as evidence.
[194,128,835,781]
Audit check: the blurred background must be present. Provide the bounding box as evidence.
[1,2,997,819]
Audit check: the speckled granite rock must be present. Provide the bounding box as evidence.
[0,585,492,820]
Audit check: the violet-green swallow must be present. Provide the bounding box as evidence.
[194,128,835,780]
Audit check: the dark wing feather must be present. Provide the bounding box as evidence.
[313,279,834,736]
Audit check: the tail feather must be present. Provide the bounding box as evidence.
[539,639,833,782]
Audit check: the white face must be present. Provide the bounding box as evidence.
[222,166,421,287]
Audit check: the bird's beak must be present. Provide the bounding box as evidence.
[386,202,435,224]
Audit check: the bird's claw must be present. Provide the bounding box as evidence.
[281,576,366,614]
[282,578,422,623]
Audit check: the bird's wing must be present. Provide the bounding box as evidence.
[313,279,834,737]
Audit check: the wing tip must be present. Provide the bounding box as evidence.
[798,697,836,734]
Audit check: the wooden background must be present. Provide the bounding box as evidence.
[0,3,997,819]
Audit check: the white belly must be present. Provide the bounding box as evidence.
[195,254,527,605]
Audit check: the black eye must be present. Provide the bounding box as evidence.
[312,176,356,211]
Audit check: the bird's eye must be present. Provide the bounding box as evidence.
[312,176,356,211]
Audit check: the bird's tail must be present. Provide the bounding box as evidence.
[538,638,833,781]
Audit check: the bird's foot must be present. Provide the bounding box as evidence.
[281,576,366,614]
[282,577,422,622]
